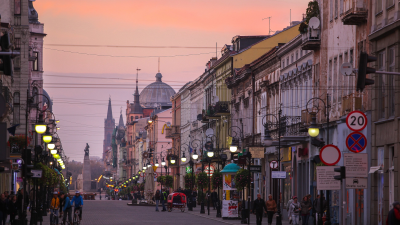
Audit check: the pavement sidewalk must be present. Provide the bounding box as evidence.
[186,206,290,225]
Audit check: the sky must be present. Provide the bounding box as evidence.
[36,0,310,162]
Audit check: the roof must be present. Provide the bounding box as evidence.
[139,73,176,108]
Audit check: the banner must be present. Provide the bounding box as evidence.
[222,200,239,217]
[223,174,236,190]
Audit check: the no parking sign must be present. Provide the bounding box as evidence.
[346,132,367,153]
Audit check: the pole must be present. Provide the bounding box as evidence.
[325,93,331,225]
[208,158,211,216]
[276,107,282,225]
[342,178,346,225]
[22,89,29,225]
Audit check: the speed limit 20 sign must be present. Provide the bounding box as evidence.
[346,111,367,131]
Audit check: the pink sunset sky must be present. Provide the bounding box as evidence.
[37,0,310,161]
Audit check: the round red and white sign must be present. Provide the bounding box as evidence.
[154,172,158,178]
[319,144,341,166]
[346,111,367,131]
[269,161,278,169]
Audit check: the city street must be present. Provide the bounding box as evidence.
[37,199,290,225]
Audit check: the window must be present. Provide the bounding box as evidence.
[14,38,21,50]
[388,47,395,117]
[14,0,21,15]
[135,116,138,119]
[282,60,285,68]
[328,60,332,100]
[378,51,386,119]
[287,57,289,66]
[291,54,294,63]
[300,50,303,58]
[376,0,383,13]
[387,0,395,7]
[377,147,384,225]
[339,55,343,101]
[333,57,337,103]
[131,116,133,121]
[32,87,39,104]
[296,51,298,61]
[389,146,395,209]
[335,0,338,18]
[13,92,20,125]
[330,0,333,20]
[33,52,39,71]
[349,50,354,94]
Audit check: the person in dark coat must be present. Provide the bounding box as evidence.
[300,196,312,225]
[252,194,268,225]
[386,201,400,225]
[8,195,18,225]
[0,194,7,225]
[154,190,161,212]
[211,189,218,210]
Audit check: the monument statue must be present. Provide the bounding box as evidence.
[84,143,90,156]
[82,143,92,191]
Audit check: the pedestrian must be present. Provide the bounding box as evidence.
[266,194,277,225]
[161,188,168,212]
[49,192,60,225]
[288,196,301,225]
[211,189,218,210]
[29,188,34,212]
[313,195,326,225]
[8,195,17,225]
[0,194,7,225]
[61,192,72,225]
[386,201,400,225]
[300,195,312,225]
[192,188,197,208]
[155,189,161,212]
[59,192,65,219]
[286,196,294,212]
[252,194,267,225]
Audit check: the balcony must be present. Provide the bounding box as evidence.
[214,101,230,116]
[201,110,209,123]
[267,116,308,141]
[341,0,367,25]
[341,93,362,115]
[165,125,180,139]
[205,105,221,119]
[301,27,320,50]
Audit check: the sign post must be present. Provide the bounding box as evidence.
[271,171,286,179]
[269,161,278,169]
[346,111,367,131]
[316,166,341,190]
[319,145,341,166]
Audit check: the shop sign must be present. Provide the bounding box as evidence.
[249,165,262,173]
[186,166,192,173]
[316,166,341,190]
[222,200,239,218]
[31,169,42,178]
[204,165,215,177]
[280,148,292,162]
[249,147,264,158]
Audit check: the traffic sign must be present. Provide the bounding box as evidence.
[346,132,367,153]
[344,153,368,177]
[319,145,341,166]
[271,171,286,179]
[346,111,367,131]
[316,166,341,190]
[269,161,278,169]
[346,178,367,189]
[140,172,144,177]
[154,172,158,178]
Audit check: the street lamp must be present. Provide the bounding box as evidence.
[161,158,166,166]
[192,150,198,160]
[306,94,332,225]
[47,142,55,150]
[229,144,238,153]
[35,114,47,134]
[308,112,320,137]
[263,128,273,147]
[155,160,159,167]
[147,163,151,168]
[181,152,187,162]
[42,128,52,143]
[170,157,176,164]
[207,151,214,158]
[148,119,153,124]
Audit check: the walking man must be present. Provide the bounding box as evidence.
[252,194,267,225]
[386,201,400,225]
[154,190,160,212]
[211,189,218,210]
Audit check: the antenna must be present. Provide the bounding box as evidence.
[262,17,274,35]
[158,57,160,73]
[290,9,292,26]
[216,42,218,60]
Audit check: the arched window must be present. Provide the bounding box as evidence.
[135,116,138,119]
[131,116,133,121]
[32,87,39,103]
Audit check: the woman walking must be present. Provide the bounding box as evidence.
[265,194,277,225]
[300,195,312,225]
[288,196,301,225]
[155,190,161,212]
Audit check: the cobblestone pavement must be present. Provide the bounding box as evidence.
[35,198,290,225]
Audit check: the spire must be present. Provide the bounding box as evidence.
[107,97,113,120]
[134,68,141,103]
[118,108,124,128]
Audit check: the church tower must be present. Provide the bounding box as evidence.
[103,97,115,160]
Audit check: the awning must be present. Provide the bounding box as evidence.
[369,166,381,173]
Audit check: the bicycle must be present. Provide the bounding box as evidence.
[73,206,81,225]
[50,210,58,225]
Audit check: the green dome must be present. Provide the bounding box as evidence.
[221,163,240,173]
